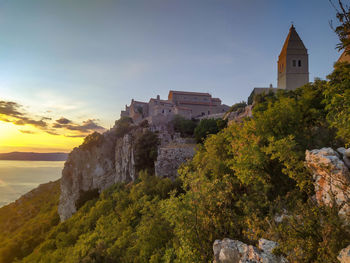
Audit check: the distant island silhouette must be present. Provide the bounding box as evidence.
[0,152,68,161]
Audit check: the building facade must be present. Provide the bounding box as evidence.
[121,90,230,123]
[277,25,309,90]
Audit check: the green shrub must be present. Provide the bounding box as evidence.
[172,115,197,137]
[194,118,227,143]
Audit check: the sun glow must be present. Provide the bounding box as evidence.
[0,121,83,153]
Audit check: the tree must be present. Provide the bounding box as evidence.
[330,0,350,52]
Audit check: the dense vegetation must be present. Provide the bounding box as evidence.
[0,62,345,263]
[0,181,60,263]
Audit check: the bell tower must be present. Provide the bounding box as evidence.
[277,25,309,90]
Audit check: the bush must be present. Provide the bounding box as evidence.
[172,115,197,137]
[194,118,227,143]
[114,116,134,138]
[134,130,160,173]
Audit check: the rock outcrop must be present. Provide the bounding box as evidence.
[213,238,287,263]
[224,105,253,124]
[338,245,350,263]
[58,129,119,221]
[58,123,196,221]
[305,147,350,218]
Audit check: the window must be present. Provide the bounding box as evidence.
[292,60,296,67]
[208,111,210,115]
[298,60,301,67]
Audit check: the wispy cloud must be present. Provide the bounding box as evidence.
[0,99,106,137]
[0,100,49,128]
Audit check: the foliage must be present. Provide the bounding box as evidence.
[21,173,181,263]
[134,130,160,173]
[161,78,344,262]
[324,62,350,146]
[81,132,104,150]
[2,59,350,263]
[194,118,227,143]
[171,115,197,137]
[114,116,134,138]
[228,101,247,113]
[330,0,350,52]
[75,189,100,210]
[274,198,350,263]
[0,181,60,263]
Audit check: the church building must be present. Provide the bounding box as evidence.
[248,25,309,104]
[277,25,309,90]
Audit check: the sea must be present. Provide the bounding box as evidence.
[0,160,64,208]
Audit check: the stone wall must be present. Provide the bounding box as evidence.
[155,144,195,179]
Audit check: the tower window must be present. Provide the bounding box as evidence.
[298,60,301,67]
[292,60,296,67]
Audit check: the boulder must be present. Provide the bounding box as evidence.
[305,148,350,218]
[213,238,287,263]
[338,245,350,263]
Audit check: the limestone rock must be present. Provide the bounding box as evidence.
[213,238,287,263]
[155,144,195,179]
[338,245,350,263]
[305,148,350,217]
[58,129,118,221]
[225,105,253,124]
[115,133,136,182]
[58,123,197,221]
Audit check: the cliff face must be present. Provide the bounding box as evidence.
[58,129,118,221]
[58,124,196,221]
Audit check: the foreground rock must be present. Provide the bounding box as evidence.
[338,245,350,263]
[213,238,287,263]
[305,147,350,218]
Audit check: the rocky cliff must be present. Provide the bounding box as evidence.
[58,122,196,221]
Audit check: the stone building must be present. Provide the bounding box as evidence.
[121,90,230,123]
[249,25,309,104]
[277,25,309,90]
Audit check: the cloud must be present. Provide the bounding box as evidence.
[0,99,106,137]
[19,129,37,134]
[0,100,49,128]
[56,117,72,125]
[53,118,106,135]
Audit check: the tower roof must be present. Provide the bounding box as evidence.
[279,25,307,58]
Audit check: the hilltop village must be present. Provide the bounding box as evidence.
[121,25,313,124]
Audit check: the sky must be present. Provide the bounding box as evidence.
[0,0,344,153]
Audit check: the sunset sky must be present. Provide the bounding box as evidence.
[0,0,342,153]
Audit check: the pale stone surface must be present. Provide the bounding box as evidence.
[338,245,350,263]
[225,105,253,124]
[213,238,287,263]
[305,148,350,217]
[58,129,118,221]
[154,144,195,179]
[114,133,136,182]
[258,239,278,254]
[58,123,197,221]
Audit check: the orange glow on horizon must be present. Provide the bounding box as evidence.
[0,121,84,153]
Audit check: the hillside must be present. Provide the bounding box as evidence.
[0,62,349,263]
[0,180,60,263]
